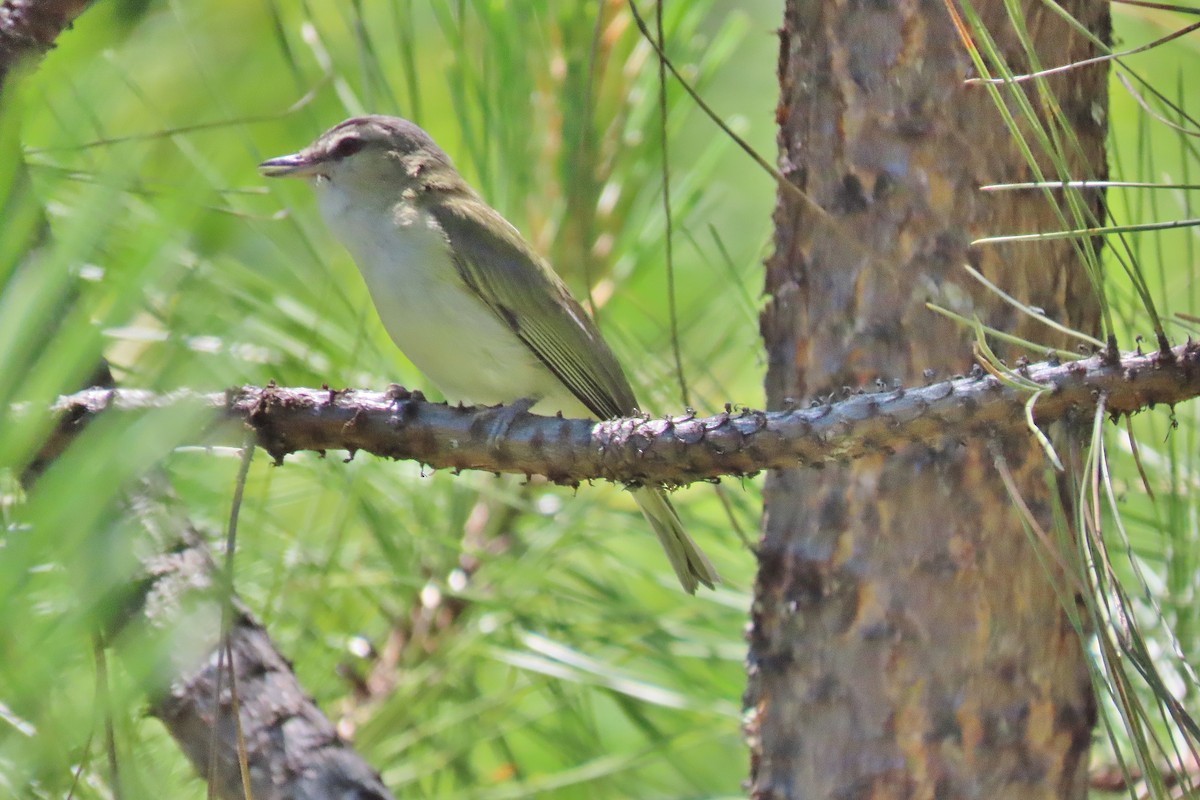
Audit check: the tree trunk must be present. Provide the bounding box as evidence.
[749,0,1109,797]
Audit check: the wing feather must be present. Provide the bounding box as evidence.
[428,195,637,420]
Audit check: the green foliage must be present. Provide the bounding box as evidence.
[1,1,776,797]
[953,2,1200,795]
[6,0,1195,797]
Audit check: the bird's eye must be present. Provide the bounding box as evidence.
[329,136,365,160]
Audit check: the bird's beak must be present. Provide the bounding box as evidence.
[258,151,322,178]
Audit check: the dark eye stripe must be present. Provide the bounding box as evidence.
[330,136,365,160]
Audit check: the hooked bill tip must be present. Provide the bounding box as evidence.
[258,153,315,177]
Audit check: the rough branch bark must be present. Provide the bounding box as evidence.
[24,431,396,799]
[0,0,91,82]
[36,341,1200,484]
[751,0,1109,795]
[125,480,395,800]
[5,5,394,796]
[25,375,395,799]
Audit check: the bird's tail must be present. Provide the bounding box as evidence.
[631,487,719,594]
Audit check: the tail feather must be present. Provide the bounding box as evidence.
[631,487,719,594]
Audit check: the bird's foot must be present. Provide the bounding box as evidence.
[482,397,537,452]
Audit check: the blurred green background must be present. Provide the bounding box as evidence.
[2,2,777,797]
[1,0,1198,797]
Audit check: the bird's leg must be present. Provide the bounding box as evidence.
[482,396,538,452]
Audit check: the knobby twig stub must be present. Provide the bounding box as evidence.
[37,341,1200,486]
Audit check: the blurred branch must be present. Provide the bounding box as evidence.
[0,0,93,84]
[38,341,1200,485]
[24,381,397,799]
[5,5,381,798]
[1090,750,1200,794]
[117,478,397,800]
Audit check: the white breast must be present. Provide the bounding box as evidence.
[316,182,582,414]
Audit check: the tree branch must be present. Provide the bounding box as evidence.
[0,0,92,82]
[116,478,396,800]
[41,341,1200,485]
[25,422,397,798]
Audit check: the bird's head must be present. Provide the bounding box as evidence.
[259,115,454,199]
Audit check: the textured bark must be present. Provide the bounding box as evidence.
[749,0,1109,797]
[5,9,392,792]
[0,0,92,82]
[137,502,395,800]
[38,340,1200,485]
[22,434,396,800]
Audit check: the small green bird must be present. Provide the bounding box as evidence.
[260,115,718,593]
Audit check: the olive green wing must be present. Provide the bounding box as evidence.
[428,195,638,420]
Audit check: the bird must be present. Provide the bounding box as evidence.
[259,115,718,593]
